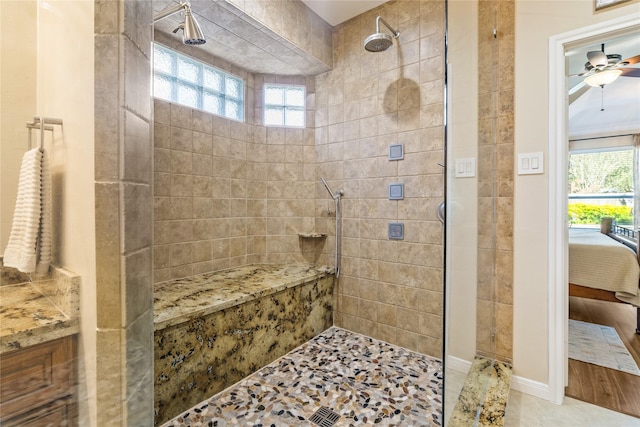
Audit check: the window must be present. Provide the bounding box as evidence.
[153,44,244,122]
[568,148,634,227]
[263,84,305,127]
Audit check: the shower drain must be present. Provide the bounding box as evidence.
[309,406,341,427]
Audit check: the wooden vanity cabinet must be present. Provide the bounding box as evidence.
[0,335,76,426]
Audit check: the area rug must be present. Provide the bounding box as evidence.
[569,319,640,376]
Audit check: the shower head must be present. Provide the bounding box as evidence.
[364,33,394,53]
[364,16,399,52]
[177,6,206,45]
[154,1,206,45]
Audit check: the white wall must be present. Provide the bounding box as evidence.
[0,1,37,256]
[37,0,96,423]
[514,0,640,384]
[1,1,97,422]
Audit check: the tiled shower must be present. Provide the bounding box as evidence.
[152,0,446,358]
[147,1,447,423]
[104,0,449,424]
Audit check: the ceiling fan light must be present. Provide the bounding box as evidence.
[584,69,622,87]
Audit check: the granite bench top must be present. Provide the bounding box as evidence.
[153,263,332,331]
[0,282,79,355]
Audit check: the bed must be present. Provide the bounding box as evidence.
[569,223,640,333]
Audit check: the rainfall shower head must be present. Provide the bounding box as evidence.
[364,16,399,52]
[364,33,393,52]
[154,1,206,46]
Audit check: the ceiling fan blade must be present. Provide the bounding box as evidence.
[619,67,640,77]
[587,50,607,67]
[568,71,589,77]
[619,54,640,66]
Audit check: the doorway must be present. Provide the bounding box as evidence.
[548,14,640,408]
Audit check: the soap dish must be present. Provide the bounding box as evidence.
[298,233,327,238]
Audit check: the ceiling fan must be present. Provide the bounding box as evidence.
[574,44,640,87]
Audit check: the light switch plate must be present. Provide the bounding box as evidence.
[455,158,475,178]
[518,152,544,175]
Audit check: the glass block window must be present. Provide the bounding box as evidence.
[153,44,244,122]
[263,84,305,127]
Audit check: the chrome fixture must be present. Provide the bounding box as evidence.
[153,1,206,45]
[437,201,445,224]
[321,177,343,201]
[364,16,400,52]
[25,117,63,152]
[321,178,344,279]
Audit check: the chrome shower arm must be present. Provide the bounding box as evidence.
[153,1,190,23]
[153,1,205,45]
[376,16,400,38]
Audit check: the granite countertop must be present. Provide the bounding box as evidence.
[154,263,332,331]
[0,282,79,355]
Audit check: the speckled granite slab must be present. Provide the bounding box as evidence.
[154,264,334,425]
[0,277,79,354]
[162,327,443,427]
[0,265,80,354]
[448,356,512,426]
[154,263,332,331]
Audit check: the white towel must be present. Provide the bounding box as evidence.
[3,148,52,274]
[37,149,52,274]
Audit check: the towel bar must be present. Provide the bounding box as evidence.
[25,116,63,151]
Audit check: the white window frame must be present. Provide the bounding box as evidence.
[263,83,306,128]
[153,43,244,122]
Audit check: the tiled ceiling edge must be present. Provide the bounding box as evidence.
[219,0,333,75]
[153,0,332,76]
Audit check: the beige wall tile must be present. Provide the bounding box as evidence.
[96,329,124,425]
[124,110,153,184]
[474,0,515,362]
[96,183,121,330]
[417,335,442,359]
[321,5,448,351]
[397,329,419,351]
[377,303,397,327]
[124,249,152,324]
[125,310,153,413]
[397,308,420,333]
[123,36,150,120]
[495,302,514,361]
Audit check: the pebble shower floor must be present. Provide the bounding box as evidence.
[162,327,443,426]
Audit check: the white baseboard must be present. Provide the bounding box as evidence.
[510,375,550,401]
[446,355,472,373]
[446,355,551,401]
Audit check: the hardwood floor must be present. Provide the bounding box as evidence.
[566,297,640,418]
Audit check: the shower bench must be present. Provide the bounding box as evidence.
[153,263,334,426]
